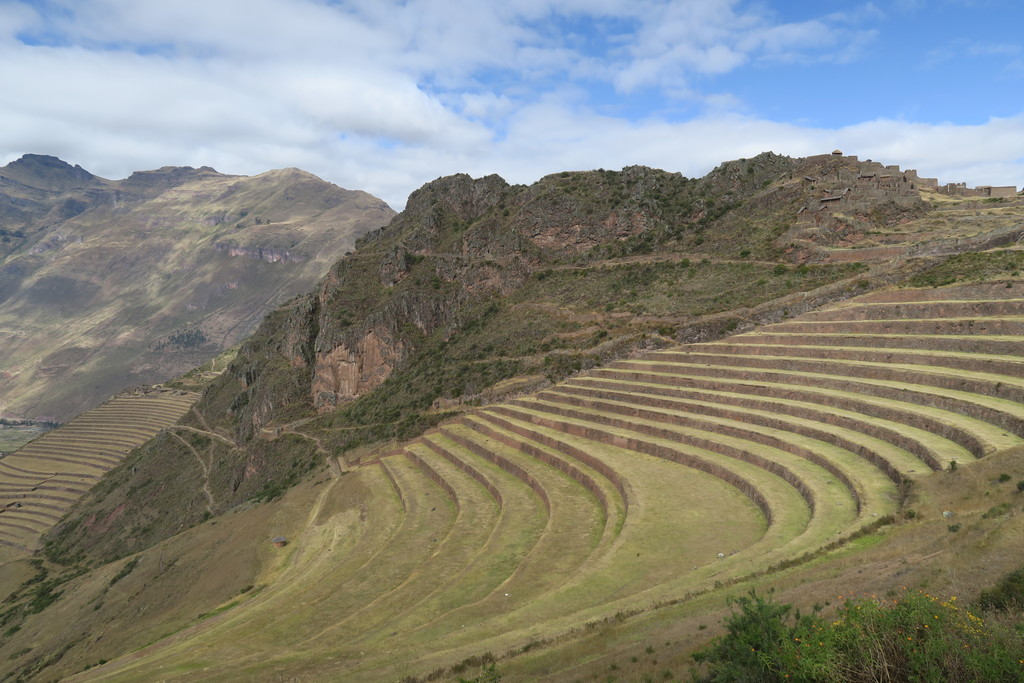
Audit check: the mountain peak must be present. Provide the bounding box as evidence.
[1,153,100,191]
[120,164,225,195]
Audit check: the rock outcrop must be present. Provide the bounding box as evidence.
[312,328,406,410]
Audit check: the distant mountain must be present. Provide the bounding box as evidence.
[0,154,394,421]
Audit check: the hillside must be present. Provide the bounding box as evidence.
[0,387,198,561]
[2,152,1024,680]
[0,154,395,424]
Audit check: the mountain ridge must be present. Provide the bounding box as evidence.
[0,154,395,423]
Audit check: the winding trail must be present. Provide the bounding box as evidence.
[168,431,216,515]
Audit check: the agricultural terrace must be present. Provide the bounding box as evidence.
[82,280,1024,682]
[0,389,197,558]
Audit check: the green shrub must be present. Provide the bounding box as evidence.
[982,503,1012,519]
[980,568,1024,611]
[457,661,501,682]
[107,557,139,587]
[692,589,1024,682]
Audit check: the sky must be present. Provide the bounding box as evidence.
[1,0,1023,210]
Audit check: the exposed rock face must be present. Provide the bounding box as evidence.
[312,328,406,410]
[213,242,306,263]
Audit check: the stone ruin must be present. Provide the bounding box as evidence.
[937,182,1018,199]
[781,153,1020,261]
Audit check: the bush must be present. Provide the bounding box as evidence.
[691,589,796,681]
[980,568,1024,611]
[692,589,1024,682]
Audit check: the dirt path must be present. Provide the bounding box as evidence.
[178,419,238,448]
[167,431,216,515]
[546,253,780,271]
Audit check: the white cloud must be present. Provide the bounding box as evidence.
[0,0,1021,210]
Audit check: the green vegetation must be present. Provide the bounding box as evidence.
[514,260,865,318]
[0,561,85,633]
[908,249,1024,287]
[0,423,52,454]
[980,568,1024,611]
[693,589,1024,682]
[107,557,139,587]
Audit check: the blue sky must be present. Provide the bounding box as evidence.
[1,0,1022,208]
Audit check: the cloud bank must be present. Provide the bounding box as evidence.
[1,0,1022,208]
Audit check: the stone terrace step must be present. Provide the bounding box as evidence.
[588,366,1013,458]
[760,318,1024,336]
[465,410,630,517]
[0,462,95,483]
[563,376,966,472]
[434,408,773,637]
[685,343,1024,379]
[460,413,623,528]
[542,382,914,499]
[725,332,1024,357]
[615,359,1024,444]
[438,422,608,584]
[343,440,526,648]
[485,402,860,584]
[487,402,801,537]
[11,447,123,467]
[310,445,509,648]
[0,507,58,527]
[645,352,1024,402]
[277,455,459,640]
[796,299,1024,321]
[389,428,584,644]
[4,453,113,473]
[533,386,892,510]
[853,284,1024,303]
[510,395,862,530]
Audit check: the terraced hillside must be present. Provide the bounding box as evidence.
[42,278,1024,681]
[0,389,197,559]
